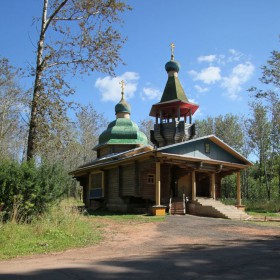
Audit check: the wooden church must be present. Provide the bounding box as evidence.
[71,45,252,219]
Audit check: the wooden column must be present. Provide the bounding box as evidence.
[87,173,91,208]
[191,171,196,201]
[211,173,216,200]
[156,161,161,205]
[236,171,241,206]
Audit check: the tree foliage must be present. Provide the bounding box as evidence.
[27,0,131,159]
[195,114,244,152]
[138,117,154,146]
[247,42,280,200]
[0,57,28,161]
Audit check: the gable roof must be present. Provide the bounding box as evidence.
[70,135,252,177]
[70,145,154,176]
[158,135,253,166]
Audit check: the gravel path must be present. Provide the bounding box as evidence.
[0,215,279,280]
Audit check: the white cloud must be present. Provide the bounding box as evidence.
[95,72,139,102]
[141,87,161,100]
[221,62,255,100]
[189,66,221,84]
[227,49,243,62]
[196,50,245,66]
[194,85,209,93]
[197,55,217,63]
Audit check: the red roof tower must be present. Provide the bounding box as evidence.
[150,44,199,147]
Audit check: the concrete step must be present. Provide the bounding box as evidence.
[195,198,250,220]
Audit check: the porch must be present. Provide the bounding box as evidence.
[153,153,247,218]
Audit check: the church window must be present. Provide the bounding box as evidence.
[205,143,210,154]
[90,171,104,198]
[147,174,155,184]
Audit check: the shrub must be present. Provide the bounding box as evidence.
[0,160,72,222]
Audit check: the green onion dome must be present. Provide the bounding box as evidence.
[165,60,180,73]
[115,96,131,114]
[97,118,148,146]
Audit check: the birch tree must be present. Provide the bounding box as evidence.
[75,103,107,163]
[27,0,131,159]
[248,42,280,198]
[247,102,272,200]
[0,58,28,161]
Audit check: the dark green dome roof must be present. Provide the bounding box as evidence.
[97,118,148,147]
[115,96,131,114]
[165,60,180,73]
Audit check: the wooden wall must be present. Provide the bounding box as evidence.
[121,163,136,196]
[105,168,125,210]
[139,160,156,200]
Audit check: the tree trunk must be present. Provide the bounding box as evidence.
[278,165,280,198]
[27,0,48,160]
[263,158,271,200]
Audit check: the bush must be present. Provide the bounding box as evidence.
[0,160,72,222]
[244,199,280,213]
[220,198,280,213]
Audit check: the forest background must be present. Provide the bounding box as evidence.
[0,0,279,222]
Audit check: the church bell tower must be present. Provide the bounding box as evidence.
[149,43,199,147]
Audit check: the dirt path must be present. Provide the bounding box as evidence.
[0,215,279,279]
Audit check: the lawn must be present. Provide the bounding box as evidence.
[0,201,164,260]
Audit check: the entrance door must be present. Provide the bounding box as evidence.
[178,174,191,198]
[196,173,210,197]
[171,166,191,198]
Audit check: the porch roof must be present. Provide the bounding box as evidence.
[157,135,253,166]
[156,152,250,171]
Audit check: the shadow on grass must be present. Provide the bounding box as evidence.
[1,236,279,280]
[85,209,157,218]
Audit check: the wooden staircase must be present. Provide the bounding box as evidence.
[169,197,186,215]
[192,197,251,220]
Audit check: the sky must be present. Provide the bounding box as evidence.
[0,0,280,124]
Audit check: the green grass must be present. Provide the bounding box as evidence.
[245,211,280,228]
[0,202,103,260]
[0,200,164,260]
[247,211,280,217]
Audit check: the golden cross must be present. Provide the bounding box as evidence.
[170,42,175,58]
[119,80,126,98]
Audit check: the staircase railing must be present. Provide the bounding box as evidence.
[169,197,172,215]
[169,194,186,215]
[182,193,186,214]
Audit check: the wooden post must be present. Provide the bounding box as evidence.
[152,161,166,216]
[156,161,161,205]
[177,107,180,121]
[236,171,241,206]
[191,171,196,201]
[211,173,216,199]
[87,173,91,208]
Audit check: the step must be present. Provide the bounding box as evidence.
[195,198,250,220]
[170,201,185,215]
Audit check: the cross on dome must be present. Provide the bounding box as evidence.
[170,42,175,60]
[119,80,126,99]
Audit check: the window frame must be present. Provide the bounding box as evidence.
[89,171,104,198]
[204,142,210,154]
[147,174,155,184]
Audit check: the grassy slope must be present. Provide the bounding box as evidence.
[0,203,164,260]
